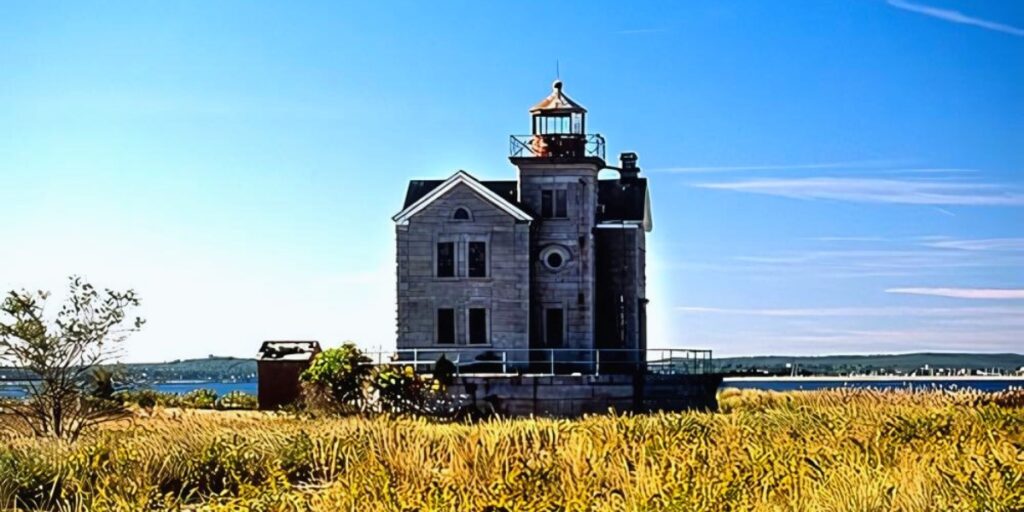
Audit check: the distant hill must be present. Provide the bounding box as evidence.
[108,352,1024,379]
[716,352,1024,376]
[3,353,1022,382]
[0,356,257,382]
[120,356,257,381]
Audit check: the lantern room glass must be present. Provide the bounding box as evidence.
[532,112,585,136]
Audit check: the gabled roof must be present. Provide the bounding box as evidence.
[530,80,587,115]
[598,178,653,232]
[403,180,518,209]
[393,170,533,225]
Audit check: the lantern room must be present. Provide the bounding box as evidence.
[530,80,586,135]
[509,80,605,163]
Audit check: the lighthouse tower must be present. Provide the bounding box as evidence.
[509,81,607,360]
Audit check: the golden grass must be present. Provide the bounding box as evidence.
[1,388,1022,511]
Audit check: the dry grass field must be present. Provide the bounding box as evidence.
[1,388,1022,511]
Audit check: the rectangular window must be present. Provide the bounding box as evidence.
[545,308,564,347]
[468,308,488,345]
[541,189,567,218]
[436,242,454,277]
[436,308,455,344]
[468,241,487,277]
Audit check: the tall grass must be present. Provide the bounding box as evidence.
[1,388,1021,511]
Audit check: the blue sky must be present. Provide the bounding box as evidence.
[1,1,1021,361]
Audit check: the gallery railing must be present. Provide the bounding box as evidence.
[362,348,713,376]
[509,133,606,161]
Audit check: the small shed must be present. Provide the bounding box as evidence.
[256,340,321,410]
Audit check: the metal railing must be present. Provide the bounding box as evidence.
[509,133,606,161]
[363,348,713,376]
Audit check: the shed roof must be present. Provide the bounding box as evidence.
[529,80,587,115]
[257,341,321,362]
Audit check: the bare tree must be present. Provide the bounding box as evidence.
[0,276,143,440]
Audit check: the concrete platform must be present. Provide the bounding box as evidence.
[449,373,724,417]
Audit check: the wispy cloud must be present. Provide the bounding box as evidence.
[735,249,1004,270]
[920,237,1024,252]
[887,0,1024,37]
[695,177,1024,206]
[809,236,1024,252]
[675,305,1023,317]
[886,288,1024,300]
[651,159,903,174]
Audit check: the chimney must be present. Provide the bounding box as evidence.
[619,152,640,181]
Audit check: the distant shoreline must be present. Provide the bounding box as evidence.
[724,375,1024,382]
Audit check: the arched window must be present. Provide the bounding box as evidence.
[452,207,471,221]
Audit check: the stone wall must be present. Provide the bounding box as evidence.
[595,225,646,355]
[450,373,722,417]
[514,162,601,354]
[395,183,531,363]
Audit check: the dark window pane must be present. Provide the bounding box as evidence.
[453,208,470,220]
[546,252,563,269]
[469,308,487,344]
[541,190,553,218]
[436,242,454,277]
[468,241,487,277]
[545,308,564,347]
[437,308,455,344]
[555,190,567,217]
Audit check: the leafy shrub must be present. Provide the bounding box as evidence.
[216,391,257,410]
[367,365,460,417]
[116,389,178,408]
[368,365,426,415]
[179,389,218,409]
[300,343,373,413]
[89,367,117,400]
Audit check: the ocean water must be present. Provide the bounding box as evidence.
[0,381,257,399]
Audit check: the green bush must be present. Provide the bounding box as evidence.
[369,365,429,415]
[216,391,257,410]
[300,343,373,413]
[179,389,218,409]
[116,389,179,408]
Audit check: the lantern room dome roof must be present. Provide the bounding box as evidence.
[529,80,587,115]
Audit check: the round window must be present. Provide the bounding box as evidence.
[546,252,563,269]
[540,245,570,271]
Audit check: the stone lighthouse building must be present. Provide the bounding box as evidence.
[392,81,652,370]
